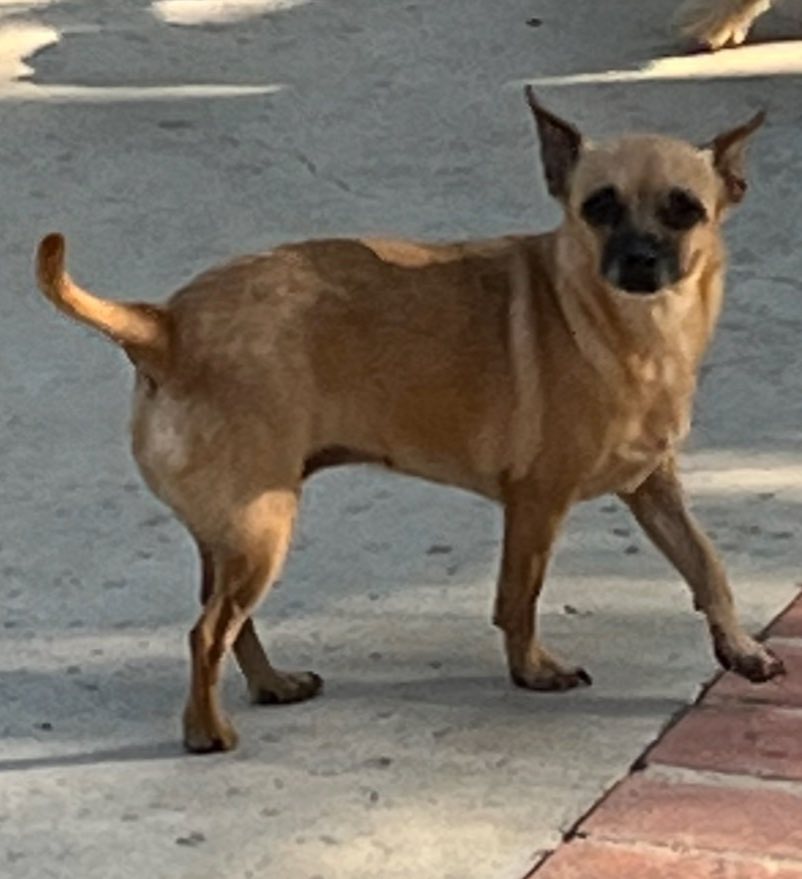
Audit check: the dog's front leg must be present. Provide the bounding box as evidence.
[620,458,785,682]
[494,487,592,691]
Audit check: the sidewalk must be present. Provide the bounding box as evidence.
[531,593,802,877]
[1,2,801,878]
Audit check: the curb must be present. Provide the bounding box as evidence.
[528,591,802,878]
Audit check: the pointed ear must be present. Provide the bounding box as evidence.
[704,109,765,204]
[524,86,583,201]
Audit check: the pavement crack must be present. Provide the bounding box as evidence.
[293,148,366,197]
[294,148,318,176]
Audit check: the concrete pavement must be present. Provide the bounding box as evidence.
[0,2,801,877]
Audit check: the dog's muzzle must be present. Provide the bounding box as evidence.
[602,231,680,295]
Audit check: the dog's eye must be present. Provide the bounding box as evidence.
[580,186,625,228]
[659,188,707,231]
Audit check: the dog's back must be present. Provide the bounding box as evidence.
[160,235,563,493]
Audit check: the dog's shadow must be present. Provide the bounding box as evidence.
[0,740,182,773]
[0,652,690,773]
[0,686,683,774]
[328,672,686,720]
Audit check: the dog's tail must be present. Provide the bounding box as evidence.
[36,233,171,377]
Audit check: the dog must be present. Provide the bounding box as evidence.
[35,89,784,753]
[675,0,774,50]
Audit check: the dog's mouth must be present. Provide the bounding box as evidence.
[601,231,681,296]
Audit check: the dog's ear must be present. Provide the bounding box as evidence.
[525,87,583,201]
[704,110,765,204]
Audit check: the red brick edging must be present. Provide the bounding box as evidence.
[528,592,802,878]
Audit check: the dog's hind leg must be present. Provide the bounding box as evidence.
[494,486,592,691]
[620,458,785,682]
[196,542,322,709]
[183,489,319,753]
[675,0,772,50]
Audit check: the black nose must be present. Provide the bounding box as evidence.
[622,240,658,273]
[610,234,663,294]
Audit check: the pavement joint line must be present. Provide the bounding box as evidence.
[582,827,802,870]
[673,701,802,718]
[649,766,802,789]
[768,636,802,647]
[642,764,802,798]
[550,838,802,872]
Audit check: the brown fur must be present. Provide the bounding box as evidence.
[35,90,783,753]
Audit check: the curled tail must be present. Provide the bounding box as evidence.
[36,233,171,377]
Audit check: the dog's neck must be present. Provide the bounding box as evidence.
[549,228,726,380]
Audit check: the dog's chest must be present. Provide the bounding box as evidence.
[582,358,694,497]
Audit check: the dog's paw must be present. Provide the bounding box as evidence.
[183,709,239,754]
[685,25,749,51]
[675,0,770,51]
[249,670,323,705]
[712,629,786,682]
[511,664,592,692]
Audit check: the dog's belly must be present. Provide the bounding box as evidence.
[391,453,504,499]
[302,440,506,500]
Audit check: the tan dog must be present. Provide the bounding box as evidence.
[35,89,784,753]
[676,0,775,50]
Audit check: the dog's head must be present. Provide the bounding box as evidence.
[525,88,764,296]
